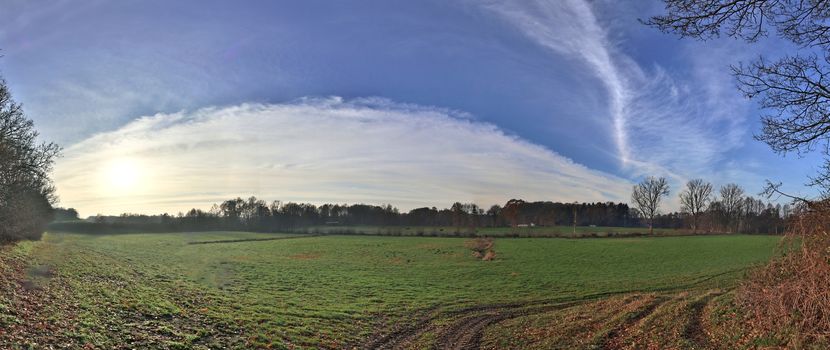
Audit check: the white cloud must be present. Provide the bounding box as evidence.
[481,0,752,186]
[481,0,632,164]
[54,97,633,216]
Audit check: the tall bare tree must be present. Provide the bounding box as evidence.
[679,179,713,233]
[646,1,830,196]
[631,176,670,234]
[720,183,745,233]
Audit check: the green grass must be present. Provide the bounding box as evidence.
[14,231,780,349]
[299,225,706,237]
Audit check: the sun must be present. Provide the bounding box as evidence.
[101,158,143,193]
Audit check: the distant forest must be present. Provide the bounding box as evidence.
[52,194,792,235]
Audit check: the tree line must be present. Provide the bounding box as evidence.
[57,183,791,234]
[632,176,792,235]
[59,199,635,233]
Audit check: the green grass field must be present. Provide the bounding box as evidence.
[298,225,698,237]
[0,231,781,349]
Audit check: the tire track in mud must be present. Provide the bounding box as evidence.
[434,301,584,350]
[363,305,444,349]
[365,268,744,350]
[683,292,723,349]
[600,296,670,350]
[366,299,587,350]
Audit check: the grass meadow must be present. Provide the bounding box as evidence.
[0,231,780,349]
[296,225,700,237]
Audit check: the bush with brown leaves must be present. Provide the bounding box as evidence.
[465,237,495,261]
[738,202,830,346]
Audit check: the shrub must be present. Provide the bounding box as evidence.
[465,237,495,261]
[738,202,830,346]
[482,250,496,261]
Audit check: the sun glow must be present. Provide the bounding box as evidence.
[100,158,144,194]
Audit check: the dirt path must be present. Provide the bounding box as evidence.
[366,300,585,350]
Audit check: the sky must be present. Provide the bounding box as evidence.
[0,0,822,216]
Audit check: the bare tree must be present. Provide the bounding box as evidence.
[631,176,670,234]
[646,1,830,196]
[720,183,745,233]
[0,78,60,242]
[679,179,713,233]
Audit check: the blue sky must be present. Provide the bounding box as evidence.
[0,0,821,215]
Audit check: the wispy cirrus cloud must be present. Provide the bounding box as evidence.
[481,0,632,164]
[54,97,633,216]
[481,0,751,184]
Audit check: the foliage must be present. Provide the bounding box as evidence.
[52,207,80,222]
[87,198,638,230]
[738,203,830,346]
[70,191,791,235]
[0,79,59,243]
[465,237,495,260]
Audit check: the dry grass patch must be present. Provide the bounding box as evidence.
[288,253,321,260]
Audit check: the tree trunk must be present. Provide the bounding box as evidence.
[692,215,697,234]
